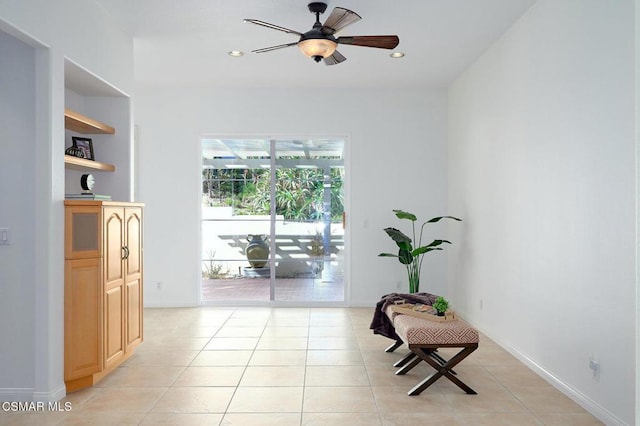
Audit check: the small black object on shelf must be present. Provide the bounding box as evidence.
[65,146,84,158]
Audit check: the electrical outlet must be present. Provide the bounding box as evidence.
[589,354,600,379]
[0,227,9,245]
[156,281,162,290]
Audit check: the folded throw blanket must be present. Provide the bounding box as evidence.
[369,292,439,340]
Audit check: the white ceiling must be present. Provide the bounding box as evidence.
[94,0,536,90]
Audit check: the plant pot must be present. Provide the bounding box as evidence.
[246,234,269,268]
[437,311,445,317]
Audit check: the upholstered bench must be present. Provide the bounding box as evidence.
[392,314,479,395]
[382,304,404,352]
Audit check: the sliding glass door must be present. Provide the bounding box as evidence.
[201,138,345,303]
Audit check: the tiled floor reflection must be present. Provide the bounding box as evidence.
[202,277,344,302]
[1,307,603,425]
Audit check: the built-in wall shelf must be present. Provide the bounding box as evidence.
[64,108,115,134]
[64,155,115,172]
[64,58,130,200]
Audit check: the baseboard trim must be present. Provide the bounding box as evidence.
[32,383,66,402]
[143,300,198,308]
[0,383,66,403]
[506,343,626,426]
[0,388,33,401]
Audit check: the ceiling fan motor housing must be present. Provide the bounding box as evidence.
[301,2,336,62]
[308,2,328,14]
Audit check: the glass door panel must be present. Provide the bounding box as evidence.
[273,140,344,302]
[201,138,344,303]
[202,215,271,302]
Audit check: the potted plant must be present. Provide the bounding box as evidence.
[432,296,449,316]
[379,209,461,293]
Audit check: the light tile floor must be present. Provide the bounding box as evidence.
[1,307,603,425]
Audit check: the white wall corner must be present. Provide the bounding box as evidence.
[31,384,66,403]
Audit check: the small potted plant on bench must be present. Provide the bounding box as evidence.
[432,296,449,316]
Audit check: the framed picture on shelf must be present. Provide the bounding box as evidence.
[72,137,94,161]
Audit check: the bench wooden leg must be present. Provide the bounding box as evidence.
[407,344,478,395]
[385,340,403,353]
[393,352,416,368]
[395,349,455,374]
[395,354,423,374]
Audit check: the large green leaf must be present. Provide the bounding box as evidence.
[393,209,417,221]
[425,239,452,248]
[378,253,398,258]
[412,246,443,256]
[383,227,411,245]
[426,215,462,223]
[412,239,451,256]
[396,241,412,251]
[398,249,413,264]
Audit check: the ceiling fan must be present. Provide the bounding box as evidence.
[244,2,400,65]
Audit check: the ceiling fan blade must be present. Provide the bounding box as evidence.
[244,19,303,36]
[323,50,346,66]
[321,7,361,35]
[252,42,299,54]
[337,35,400,50]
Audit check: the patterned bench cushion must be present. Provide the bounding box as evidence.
[393,314,479,345]
[384,304,401,322]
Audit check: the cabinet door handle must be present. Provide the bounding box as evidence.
[122,246,130,260]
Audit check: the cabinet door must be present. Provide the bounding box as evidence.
[125,277,143,351]
[65,206,101,260]
[124,207,143,350]
[103,207,125,369]
[65,258,103,380]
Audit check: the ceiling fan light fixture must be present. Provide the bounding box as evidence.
[228,50,244,57]
[390,51,405,58]
[298,38,337,62]
[245,2,399,66]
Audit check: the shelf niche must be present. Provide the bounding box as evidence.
[64,108,116,172]
[64,58,132,201]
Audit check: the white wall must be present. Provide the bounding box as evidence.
[135,87,450,307]
[635,0,640,423]
[0,30,36,398]
[0,0,133,95]
[0,0,133,401]
[448,1,636,424]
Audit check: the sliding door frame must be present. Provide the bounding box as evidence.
[198,133,351,307]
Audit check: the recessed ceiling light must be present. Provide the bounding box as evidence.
[228,51,244,57]
[390,52,405,58]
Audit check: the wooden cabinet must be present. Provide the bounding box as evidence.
[64,257,102,381]
[64,201,143,392]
